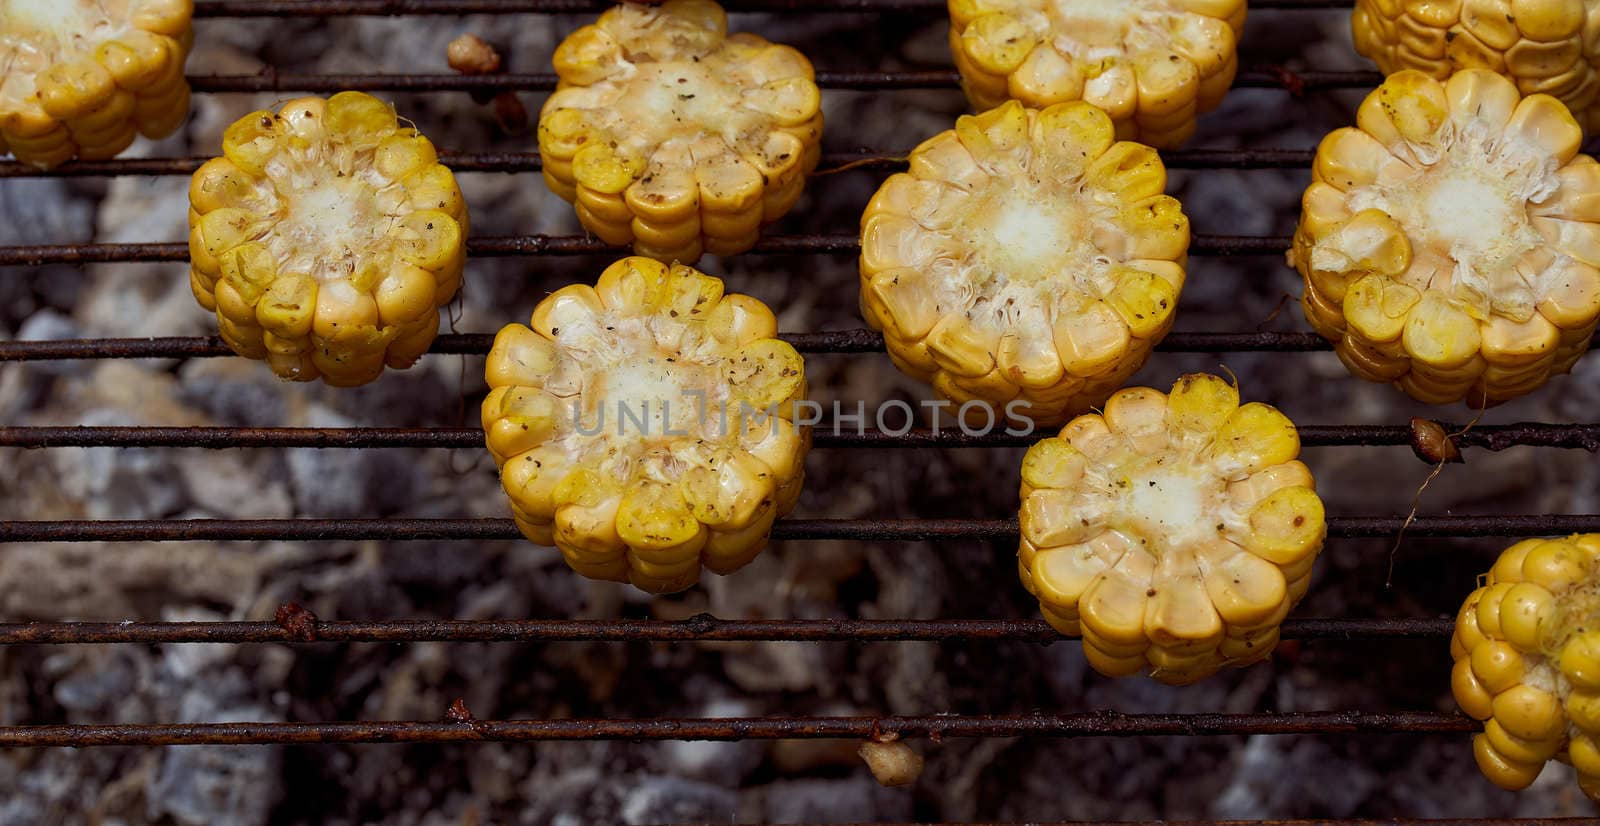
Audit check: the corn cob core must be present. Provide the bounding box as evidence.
[1,0,193,168]
[859,100,1188,427]
[1452,534,1600,800]
[1018,374,1325,685]
[483,257,810,594]
[1353,0,1600,134]
[1289,69,1600,407]
[947,0,1245,148]
[188,93,468,386]
[538,0,823,263]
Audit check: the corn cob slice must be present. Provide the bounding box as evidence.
[1289,69,1600,407]
[483,257,810,594]
[188,93,469,386]
[538,0,823,263]
[1452,534,1600,801]
[1,0,194,169]
[947,0,1245,149]
[860,100,1188,427]
[1018,373,1324,685]
[1353,0,1600,134]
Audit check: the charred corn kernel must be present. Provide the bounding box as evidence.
[1290,70,1600,407]
[947,0,1244,149]
[1453,534,1600,800]
[188,94,468,386]
[1,0,193,168]
[483,257,810,594]
[1018,373,1324,685]
[538,0,822,263]
[1353,0,1600,134]
[860,101,1187,427]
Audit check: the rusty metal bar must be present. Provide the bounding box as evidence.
[191,0,1352,16]
[0,616,1453,645]
[0,710,1475,747]
[180,69,1376,94]
[0,148,1318,178]
[3,423,1599,452]
[2,515,1598,543]
[794,822,1600,826]
[0,331,1353,362]
[0,234,1287,266]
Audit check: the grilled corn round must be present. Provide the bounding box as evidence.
[484,257,810,594]
[1453,534,1600,801]
[1289,69,1600,407]
[947,0,1246,148]
[860,100,1188,427]
[1,0,194,169]
[539,0,823,263]
[188,93,469,386]
[1353,0,1600,133]
[1018,373,1324,685]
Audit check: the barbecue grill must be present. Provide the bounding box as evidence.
[2,0,1598,822]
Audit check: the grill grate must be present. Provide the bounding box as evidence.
[2,0,1597,822]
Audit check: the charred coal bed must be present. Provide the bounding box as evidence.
[2,4,1599,825]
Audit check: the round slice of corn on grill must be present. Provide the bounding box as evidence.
[947,0,1246,149]
[1353,0,1600,134]
[0,0,194,169]
[1289,69,1600,407]
[859,99,1188,428]
[1017,373,1325,685]
[538,0,823,263]
[1453,534,1600,801]
[483,256,810,594]
[188,92,469,386]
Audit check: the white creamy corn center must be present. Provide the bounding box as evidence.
[261,152,411,284]
[1042,0,1171,53]
[1119,462,1221,549]
[2,0,125,77]
[959,177,1118,318]
[595,355,721,439]
[1372,154,1541,276]
[977,194,1077,281]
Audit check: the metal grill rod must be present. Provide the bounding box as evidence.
[183,69,1379,94]
[3,515,1597,542]
[0,148,1318,178]
[0,711,1474,747]
[0,616,1452,645]
[3,423,1598,451]
[0,332,1354,361]
[0,234,1287,266]
[193,0,1354,16]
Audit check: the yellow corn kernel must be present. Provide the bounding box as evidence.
[947,0,1243,148]
[483,257,810,594]
[1352,0,1600,133]
[1,0,193,169]
[1016,373,1324,684]
[1452,534,1600,801]
[1290,69,1600,406]
[860,101,1188,426]
[539,0,822,263]
[189,94,467,386]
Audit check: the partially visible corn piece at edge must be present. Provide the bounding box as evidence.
[1,0,194,169]
[1018,373,1325,685]
[1353,0,1600,133]
[947,0,1246,149]
[538,0,823,263]
[483,257,810,594]
[860,99,1188,428]
[1288,69,1600,407]
[188,92,469,386]
[1452,534,1600,801]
